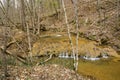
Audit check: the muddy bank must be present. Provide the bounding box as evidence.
[32,32,120,58]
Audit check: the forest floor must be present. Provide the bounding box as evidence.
[0,64,95,80]
[0,28,120,80]
[0,0,120,80]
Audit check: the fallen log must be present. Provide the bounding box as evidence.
[38,54,53,65]
[0,47,27,64]
[6,41,16,48]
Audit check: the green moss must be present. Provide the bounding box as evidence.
[87,35,96,40]
[42,58,74,70]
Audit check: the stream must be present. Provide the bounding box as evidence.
[39,57,120,80]
[33,32,120,80]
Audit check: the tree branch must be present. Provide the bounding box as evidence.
[38,54,53,65]
[0,47,26,64]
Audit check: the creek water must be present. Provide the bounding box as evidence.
[40,57,120,80]
[34,33,120,80]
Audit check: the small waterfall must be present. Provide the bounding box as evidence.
[58,53,107,61]
[62,52,65,58]
[59,53,62,58]
[103,55,108,58]
[59,52,70,58]
[102,53,108,59]
[64,52,69,58]
[83,56,100,61]
[70,54,74,59]
[59,52,65,58]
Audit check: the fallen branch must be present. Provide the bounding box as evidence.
[38,54,53,65]
[6,41,16,48]
[0,47,26,64]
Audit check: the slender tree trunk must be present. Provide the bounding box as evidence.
[73,0,79,71]
[21,0,26,31]
[57,0,62,20]
[57,0,61,9]
[97,0,101,23]
[6,0,10,26]
[52,0,58,14]
[1,0,11,78]
[29,0,36,34]
[36,1,41,34]
[49,0,54,14]
[117,0,120,28]
[1,27,8,80]
[103,9,106,28]
[61,0,76,70]
[26,23,32,63]
[12,0,16,24]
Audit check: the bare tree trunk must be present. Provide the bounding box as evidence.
[11,0,16,26]
[6,0,10,26]
[21,0,26,31]
[56,0,61,10]
[61,0,75,70]
[49,0,54,14]
[103,9,106,28]
[97,0,101,24]
[36,1,41,34]
[1,1,12,78]
[73,0,79,71]
[116,0,120,29]
[26,23,32,63]
[29,0,36,34]
[57,0,62,20]
[1,27,9,79]
[52,0,58,14]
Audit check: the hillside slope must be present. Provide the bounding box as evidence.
[41,0,120,53]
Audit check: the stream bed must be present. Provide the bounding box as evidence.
[39,57,120,80]
[33,33,120,80]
